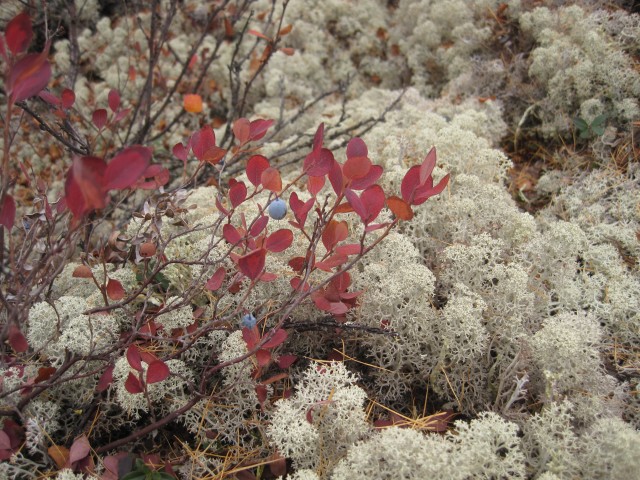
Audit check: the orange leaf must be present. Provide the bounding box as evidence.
[248,29,270,41]
[386,196,413,220]
[322,219,348,251]
[72,265,93,278]
[48,444,70,469]
[279,24,293,36]
[343,155,371,180]
[260,44,273,63]
[233,117,251,144]
[183,94,203,113]
[261,167,282,192]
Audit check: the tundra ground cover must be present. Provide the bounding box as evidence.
[1,1,639,479]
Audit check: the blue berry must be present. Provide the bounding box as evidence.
[241,313,257,329]
[268,198,287,220]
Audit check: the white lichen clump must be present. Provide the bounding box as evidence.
[268,362,369,475]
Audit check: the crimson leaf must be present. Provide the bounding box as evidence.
[103,145,152,190]
[146,360,170,384]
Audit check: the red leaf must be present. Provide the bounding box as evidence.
[139,321,158,336]
[344,189,366,222]
[8,324,28,352]
[259,271,278,282]
[261,167,282,192]
[61,88,75,109]
[386,195,414,220]
[365,222,390,232]
[249,119,274,141]
[307,175,325,196]
[424,410,456,432]
[233,118,250,144]
[322,220,348,252]
[256,384,268,407]
[312,123,324,151]
[38,90,59,106]
[401,165,420,204]
[191,125,215,159]
[303,148,334,176]
[265,229,293,252]
[140,350,158,364]
[343,155,371,180]
[328,160,344,196]
[97,364,114,392]
[256,349,272,367]
[135,164,169,190]
[334,271,352,291]
[223,223,242,244]
[242,325,261,349]
[349,164,383,190]
[192,126,226,164]
[373,419,394,429]
[65,156,107,217]
[419,147,437,184]
[69,435,91,465]
[146,360,170,384]
[1,419,23,451]
[335,243,361,256]
[172,142,188,165]
[113,108,130,123]
[0,194,16,230]
[315,253,348,271]
[206,267,226,291]
[8,49,51,103]
[229,180,247,208]
[312,294,349,315]
[346,137,368,159]
[413,173,450,205]
[34,367,56,384]
[250,215,269,237]
[260,374,285,392]
[277,354,298,369]
[126,345,143,371]
[107,278,125,300]
[290,276,310,291]
[246,155,270,187]
[0,431,11,452]
[288,257,306,273]
[289,192,314,227]
[262,328,288,349]
[238,248,267,280]
[124,372,143,394]
[5,13,32,55]
[102,452,129,480]
[108,89,121,112]
[92,108,108,130]
[103,145,152,190]
[360,185,385,223]
[327,301,349,315]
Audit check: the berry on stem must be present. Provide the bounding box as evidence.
[268,198,287,220]
[241,313,257,328]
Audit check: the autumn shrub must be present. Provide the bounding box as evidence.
[0,3,452,477]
